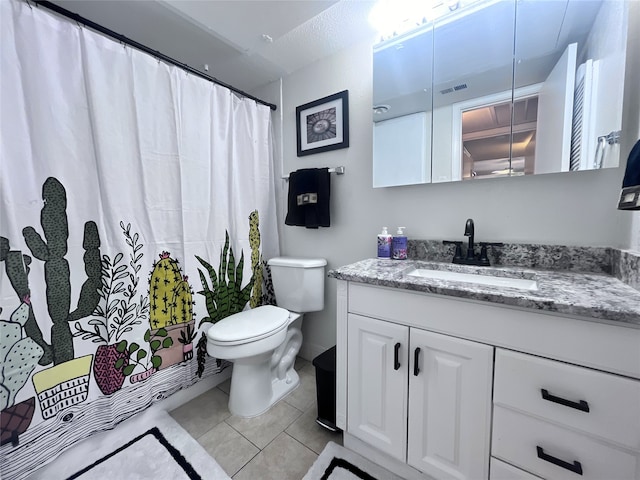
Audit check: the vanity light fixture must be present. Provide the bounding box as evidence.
[370,0,488,42]
[368,0,431,40]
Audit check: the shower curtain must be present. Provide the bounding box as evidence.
[0,1,279,478]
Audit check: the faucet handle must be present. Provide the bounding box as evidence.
[443,240,464,263]
[477,242,503,266]
[479,242,504,247]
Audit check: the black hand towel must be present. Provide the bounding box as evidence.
[285,168,331,228]
[618,139,640,210]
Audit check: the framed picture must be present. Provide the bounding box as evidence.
[296,90,349,157]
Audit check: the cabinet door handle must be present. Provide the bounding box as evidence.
[413,348,421,376]
[394,342,401,370]
[536,446,583,475]
[541,388,590,412]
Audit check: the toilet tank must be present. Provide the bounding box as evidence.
[267,257,327,313]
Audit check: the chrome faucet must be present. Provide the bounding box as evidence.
[464,218,475,261]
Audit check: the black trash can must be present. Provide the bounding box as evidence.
[312,345,340,432]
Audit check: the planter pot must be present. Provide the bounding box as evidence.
[129,368,157,384]
[151,320,195,370]
[183,343,193,361]
[93,344,129,395]
[0,397,36,447]
[32,355,93,419]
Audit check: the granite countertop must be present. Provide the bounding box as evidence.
[328,258,640,326]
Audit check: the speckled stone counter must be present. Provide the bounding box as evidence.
[328,258,640,326]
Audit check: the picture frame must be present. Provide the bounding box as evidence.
[296,90,349,157]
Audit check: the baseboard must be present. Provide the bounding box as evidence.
[158,367,232,412]
[343,433,433,480]
[299,341,330,362]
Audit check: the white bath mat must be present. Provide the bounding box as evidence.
[68,427,199,479]
[28,408,230,480]
[303,441,405,480]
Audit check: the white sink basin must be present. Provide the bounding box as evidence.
[407,268,538,291]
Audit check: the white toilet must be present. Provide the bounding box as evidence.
[206,256,327,417]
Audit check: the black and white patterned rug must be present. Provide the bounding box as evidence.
[28,408,230,480]
[303,442,404,480]
[67,427,201,479]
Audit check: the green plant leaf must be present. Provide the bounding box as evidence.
[123,364,135,376]
[115,358,124,369]
[156,328,168,337]
[200,289,216,320]
[128,342,139,353]
[196,255,218,287]
[144,329,151,342]
[236,250,244,287]
[151,355,162,368]
[197,269,210,292]
[162,337,173,348]
[116,340,127,353]
[150,340,161,350]
[198,316,213,327]
[137,349,147,361]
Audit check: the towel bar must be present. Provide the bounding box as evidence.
[282,166,344,180]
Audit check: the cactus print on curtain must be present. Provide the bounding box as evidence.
[0,2,279,479]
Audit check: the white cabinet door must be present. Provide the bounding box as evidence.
[347,313,408,461]
[407,329,494,479]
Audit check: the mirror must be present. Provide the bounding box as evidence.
[373,25,433,187]
[372,0,629,187]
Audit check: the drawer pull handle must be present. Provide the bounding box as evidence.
[413,348,421,376]
[394,342,401,370]
[541,388,590,412]
[536,446,583,475]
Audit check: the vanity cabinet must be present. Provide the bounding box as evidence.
[347,314,493,479]
[492,350,640,480]
[336,281,640,480]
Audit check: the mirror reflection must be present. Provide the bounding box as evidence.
[372,0,629,188]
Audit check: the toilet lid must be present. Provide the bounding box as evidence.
[206,305,290,345]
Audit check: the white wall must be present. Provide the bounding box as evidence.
[272,8,639,357]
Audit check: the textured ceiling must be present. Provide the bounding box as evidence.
[50,0,378,93]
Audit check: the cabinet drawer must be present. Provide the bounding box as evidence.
[494,349,640,450]
[490,457,543,480]
[493,406,640,480]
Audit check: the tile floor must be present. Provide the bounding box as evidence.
[169,357,343,479]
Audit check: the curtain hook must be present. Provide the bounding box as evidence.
[25,0,33,9]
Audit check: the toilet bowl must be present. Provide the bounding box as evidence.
[206,256,326,417]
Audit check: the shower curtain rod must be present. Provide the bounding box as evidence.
[33,0,278,111]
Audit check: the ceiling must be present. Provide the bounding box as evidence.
[50,0,378,94]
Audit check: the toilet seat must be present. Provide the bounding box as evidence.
[206,305,290,346]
